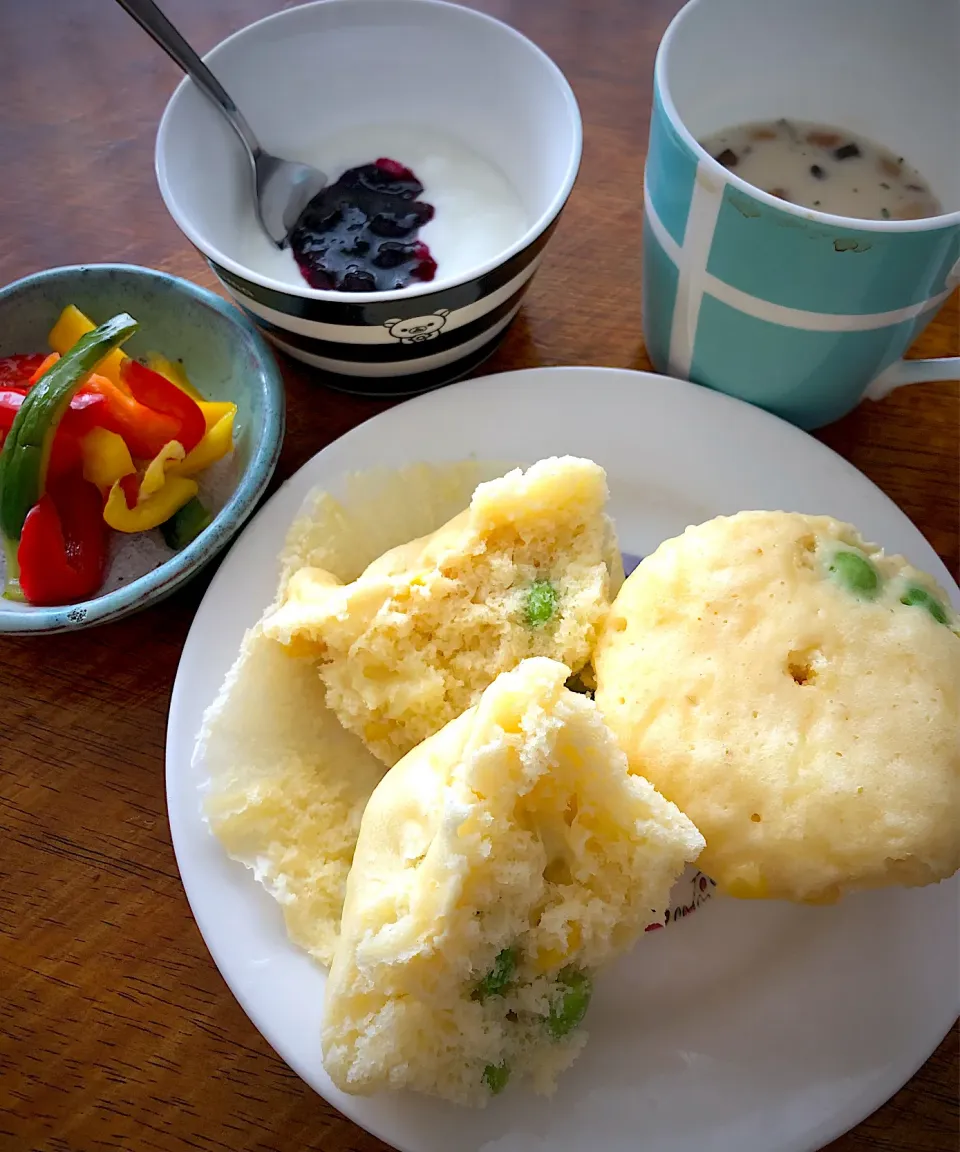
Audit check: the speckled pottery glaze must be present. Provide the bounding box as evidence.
[0,264,285,635]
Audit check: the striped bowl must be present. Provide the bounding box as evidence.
[155,0,582,397]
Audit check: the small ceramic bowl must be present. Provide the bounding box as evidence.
[155,0,582,396]
[0,263,285,634]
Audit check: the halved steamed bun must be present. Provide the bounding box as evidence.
[264,457,624,766]
[322,658,704,1105]
[594,511,960,904]
[196,624,384,964]
[194,462,504,963]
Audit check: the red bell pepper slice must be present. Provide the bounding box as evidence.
[82,372,182,460]
[60,389,111,439]
[17,475,108,606]
[0,388,109,479]
[1,354,206,465]
[119,472,140,509]
[1,385,106,433]
[0,387,27,420]
[120,359,206,455]
[0,354,49,389]
[28,352,60,385]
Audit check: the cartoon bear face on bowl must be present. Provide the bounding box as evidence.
[384,310,450,343]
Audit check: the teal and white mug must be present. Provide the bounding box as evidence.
[642,0,960,430]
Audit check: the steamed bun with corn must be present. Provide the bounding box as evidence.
[322,658,704,1106]
[594,511,960,904]
[264,457,623,766]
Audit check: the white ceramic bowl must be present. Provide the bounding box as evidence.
[156,0,582,396]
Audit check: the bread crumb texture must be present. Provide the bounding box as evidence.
[194,461,509,963]
[263,456,623,765]
[322,658,703,1106]
[594,511,960,904]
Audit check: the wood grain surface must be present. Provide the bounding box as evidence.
[1,2,957,1151]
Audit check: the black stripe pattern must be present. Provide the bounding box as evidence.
[269,324,512,399]
[241,279,530,363]
[204,210,568,392]
[209,217,558,327]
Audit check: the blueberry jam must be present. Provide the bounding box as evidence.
[289,157,438,292]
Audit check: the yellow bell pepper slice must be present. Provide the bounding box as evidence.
[104,475,198,533]
[140,440,185,499]
[80,428,136,491]
[145,352,204,400]
[145,352,235,432]
[168,409,236,477]
[49,305,128,388]
[197,400,236,432]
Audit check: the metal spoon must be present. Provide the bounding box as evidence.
[115,0,326,248]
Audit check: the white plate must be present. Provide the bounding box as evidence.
[166,367,960,1152]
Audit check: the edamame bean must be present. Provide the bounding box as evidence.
[483,1061,510,1095]
[900,586,948,625]
[546,967,592,1039]
[827,550,880,598]
[525,579,558,627]
[474,947,517,1000]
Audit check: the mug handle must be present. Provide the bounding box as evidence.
[865,356,960,400]
[867,256,960,399]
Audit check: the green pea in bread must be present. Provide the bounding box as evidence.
[322,658,705,1106]
[263,457,624,766]
[194,461,504,964]
[593,511,960,904]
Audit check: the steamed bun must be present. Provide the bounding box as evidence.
[195,625,384,964]
[594,511,960,904]
[194,462,505,963]
[322,658,704,1106]
[264,457,623,766]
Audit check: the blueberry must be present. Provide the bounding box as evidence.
[289,159,437,291]
[369,211,420,239]
[373,242,413,269]
[340,269,376,292]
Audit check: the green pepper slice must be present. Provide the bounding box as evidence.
[0,313,138,593]
[160,496,213,551]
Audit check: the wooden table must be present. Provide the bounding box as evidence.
[1,1,957,1149]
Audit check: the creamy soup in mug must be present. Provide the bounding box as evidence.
[699,119,942,221]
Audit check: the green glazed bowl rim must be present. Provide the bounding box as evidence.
[0,263,286,634]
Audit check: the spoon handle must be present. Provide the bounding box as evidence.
[114,0,263,159]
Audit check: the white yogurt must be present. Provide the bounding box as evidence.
[234,124,529,290]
